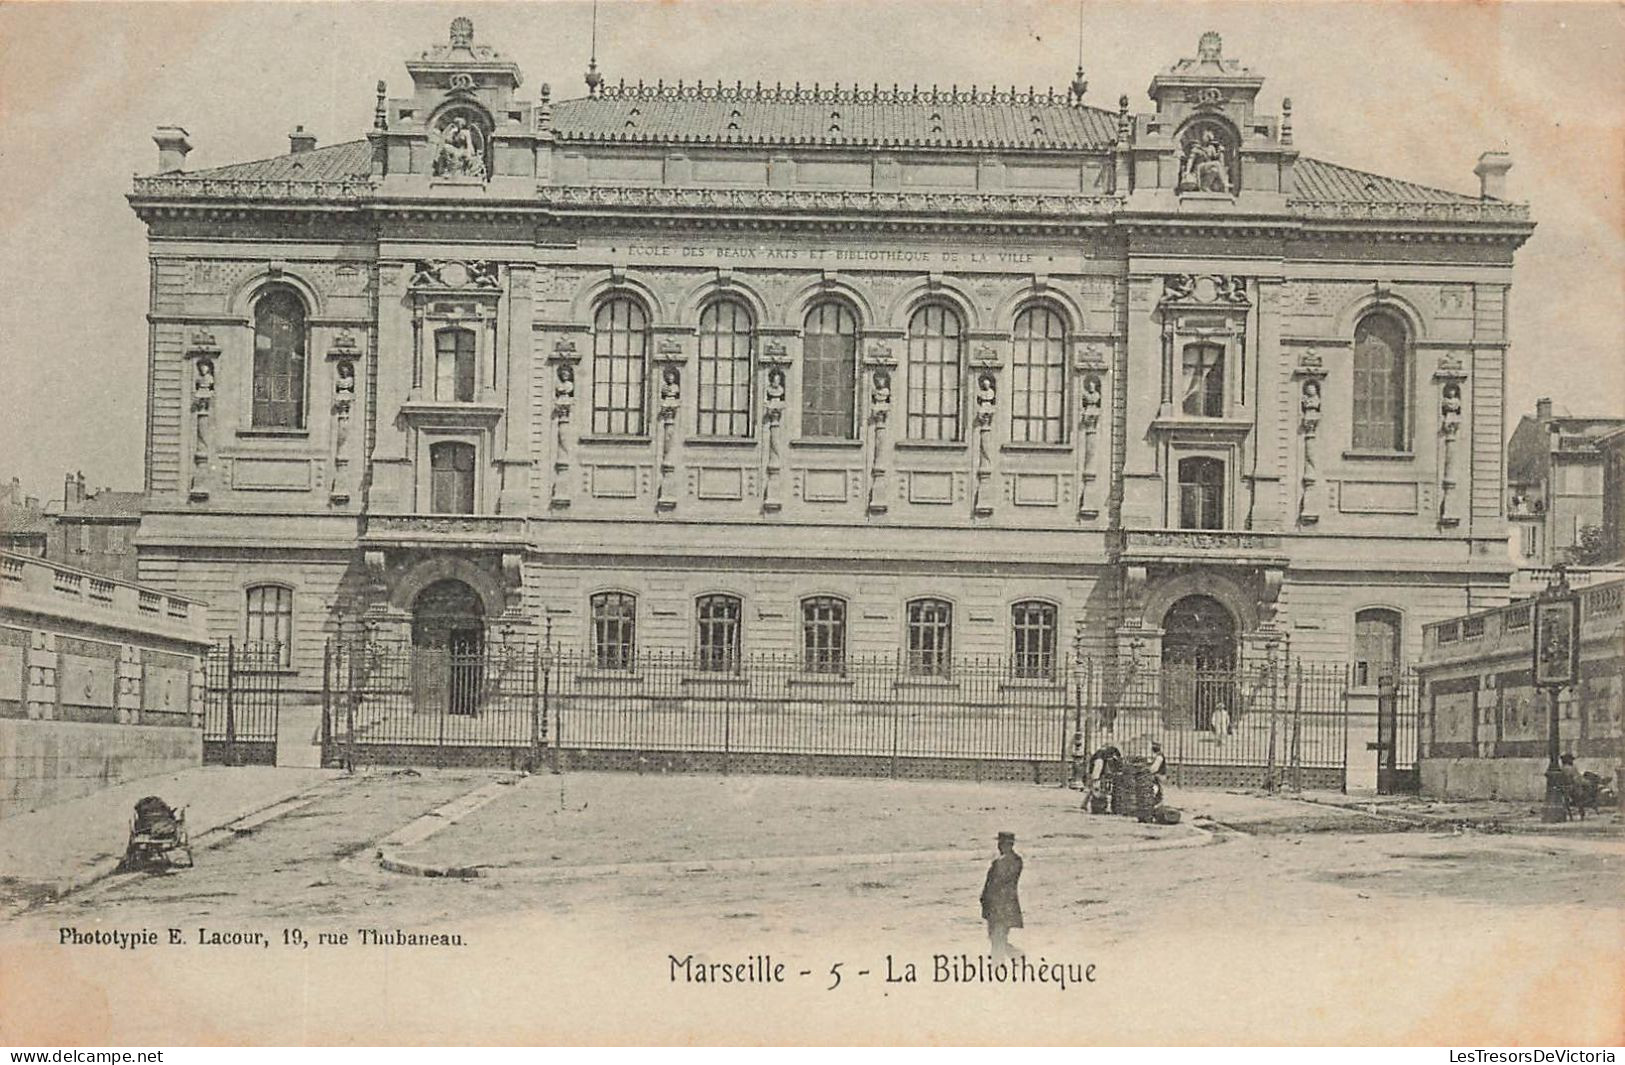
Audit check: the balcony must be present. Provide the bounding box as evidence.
[360,513,526,549]
[1113,528,1289,567]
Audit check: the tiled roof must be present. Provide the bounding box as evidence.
[549,86,1121,150]
[1289,157,1483,204]
[0,502,48,538]
[181,140,373,182]
[150,133,1488,207]
[63,491,145,521]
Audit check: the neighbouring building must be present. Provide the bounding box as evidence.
[1506,398,1625,569]
[1599,426,1625,567]
[0,478,48,559]
[45,472,145,583]
[0,550,209,817]
[1418,576,1624,801]
[127,20,1533,771]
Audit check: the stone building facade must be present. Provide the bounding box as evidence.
[128,21,1533,701]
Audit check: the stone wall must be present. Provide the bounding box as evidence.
[0,718,201,819]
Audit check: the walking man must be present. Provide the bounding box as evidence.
[980,831,1024,960]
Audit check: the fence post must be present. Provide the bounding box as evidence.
[546,645,559,774]
[345,641,357,773]
[530,642,543,770]
[1264,662,1278,794]
[224,637,238,767]
[320,640,333,765]
[1291,659,1304,792]
[722,665,733,776]
[890,677,900,779]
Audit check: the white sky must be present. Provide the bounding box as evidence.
[0,0,1620,501]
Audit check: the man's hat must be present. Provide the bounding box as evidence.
[996,831,1016,842]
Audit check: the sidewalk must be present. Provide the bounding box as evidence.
[0,765,341,911]
[1292,789,1624,834]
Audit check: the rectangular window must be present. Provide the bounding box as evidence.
[429,442,477,514]
[434,329,477,402]
[906,598,953,677]
[1177,457,1225,531]
[1012,601,1057,679]
[1180,344,1225,417]
[696,595,742,673]
[801,596,846,674]
[1353,609,1401,687]
[1519,524,1538,559]
[591,593,636,671]
[244,585,293,668]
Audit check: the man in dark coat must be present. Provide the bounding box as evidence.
[980,831,1023,960]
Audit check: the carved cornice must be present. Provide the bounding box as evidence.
[1292,199,1530,224]
[537,186,1125,218]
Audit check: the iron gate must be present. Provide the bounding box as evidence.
[203,639,283,765]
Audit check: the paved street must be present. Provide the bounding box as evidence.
[1,768,1621,1045]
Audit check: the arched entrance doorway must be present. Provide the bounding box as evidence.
[1161,594,1237,731]
[411,579,484,716]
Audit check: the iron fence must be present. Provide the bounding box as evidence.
[203,639,283,765]
[316,639,1417,788]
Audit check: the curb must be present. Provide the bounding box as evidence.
[2,772,350,916]
[372,775,522,877]
[377,814,1215,881]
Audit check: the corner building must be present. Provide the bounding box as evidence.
[130,21,1533,707]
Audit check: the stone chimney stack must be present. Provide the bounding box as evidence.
[1536,397,1553,422]
[154,126,192,172]
[1474,151,1512,200]
[288,125,317,154]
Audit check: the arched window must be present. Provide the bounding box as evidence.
[906,597,953,677]
[1177,456,1225,530]
[801,595,846,674]
[252,287,307,429]
[696,594,743,672]
[244,584,293,668]
[429,441,476,514]
[906,304,964,441]
[591,297,649,436]
[802,302,857,439]
[1181,342,1225,417]
[696,300,754,437]
[1011,306,1067,444]
[1354,608,1403,687]
[1012,600,1058,679]
[434,328,477,402]
[1353,313,1409,451]
[590,592,637,671]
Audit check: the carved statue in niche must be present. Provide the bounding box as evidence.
[1297,378,1323,524]
[867,368,892,514]
[1078,373,1103,517]
[972,373,997,517]
[550,362,576,508]
[1440,382,1463,436]
[1438,380,1464,526]
[1177,127,1234,194]
[656,365,681,511]
[331,359,357,500]
[433,114,488,181]
[189,358,215,499]
[762,367,786,512]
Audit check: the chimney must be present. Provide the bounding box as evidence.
[1536,397,1553,423]
[153,126,192,172]
[4,477,18,504]
[1474,151,1512,200]
[288,125,317,154]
